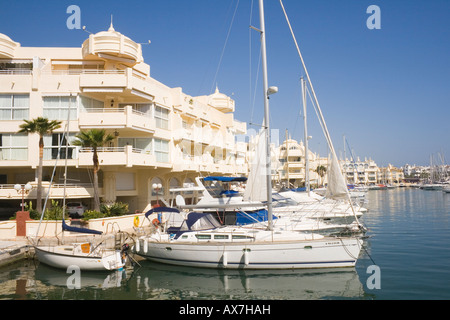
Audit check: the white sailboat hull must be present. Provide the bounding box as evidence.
[134,237,362,270]
[35,245,125,271]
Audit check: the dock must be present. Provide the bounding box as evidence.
[0,240,32,268]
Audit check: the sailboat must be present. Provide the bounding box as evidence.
[33,216,129,271]
[132,0,363,269]
[30,95,128,272]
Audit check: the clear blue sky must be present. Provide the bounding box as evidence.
[1,0,449,167]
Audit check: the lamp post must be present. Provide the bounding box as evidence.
[14,183,32,237]
[14,183,32,212]
[152,183,162,207]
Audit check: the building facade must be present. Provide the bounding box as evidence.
[274,139,328,188]
[0,25,247,214]
[273,138,390,188]
[378,164,405,185]
[341,158,379,185]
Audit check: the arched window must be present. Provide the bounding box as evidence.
[169,177,180,189]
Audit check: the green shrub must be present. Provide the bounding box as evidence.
[10,201,39,220]
[100,202,129,217]
[44,200,68,220]
[81,209,104,221]
[25,201,40,220]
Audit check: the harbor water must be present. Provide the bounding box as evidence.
[0,188,449,300]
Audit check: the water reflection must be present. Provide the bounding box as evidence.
[35,263,127,289]
[0,258,366,300]
[131,261,365,300]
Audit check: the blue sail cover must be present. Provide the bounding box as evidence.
[145,206,180,218]
[290,187,306,192]
[204,176,247,182]
[172,212,221,239]
[62,218,103,235]
[235,209,277,225]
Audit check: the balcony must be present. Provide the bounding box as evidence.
[172,154,247,175]
[0,34,19,59]
[81,27,142,66]
[78,145,170,168]
[79,69,127,90]
[0,69,33,92]
[287,162,303,168]
[79,105,155,133]
[45,68,155,102]
[0,182,98,200]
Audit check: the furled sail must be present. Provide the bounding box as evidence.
[325,152,348,200]
[243,129,268,202]
[62,218,103,235]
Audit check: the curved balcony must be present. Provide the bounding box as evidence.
[0,33,19,59]
[82,25,142,66]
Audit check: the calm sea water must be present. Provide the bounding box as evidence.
[0,188,449,300]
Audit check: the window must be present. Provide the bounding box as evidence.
[43,133,77,160]
[154,138,169,162]
[0,94,29,120]
[79,96,104,112]
[0,133,27,160]
[154,105,169,129]
[118,137,152,153]
[43,96,77,120]
[115,172,135,191]
[214,235,229,240]
[195,234,211,240]
[0,62,32,74]
[232,235,253,240]
[119,103,151,115]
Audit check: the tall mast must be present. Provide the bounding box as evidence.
[258,0,273,230]
[301,77,310,194]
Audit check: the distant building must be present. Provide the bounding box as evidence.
[273,139,327,188]
[271,137,388,188]
[378,164,405,185]
[341,158,379,185]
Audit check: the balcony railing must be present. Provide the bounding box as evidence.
[79,147,127,153]
[79,105,155,133]
[78,145,166,168]
[45,69,126,76]
[0,69,32,75]
[0,182,99,200]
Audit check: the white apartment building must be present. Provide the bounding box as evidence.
[274,139,328,188]
[273,138,386,188]
[341,158,379,185]
[378,164,405,185]
[0,25,247,214]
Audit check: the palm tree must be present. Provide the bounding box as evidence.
[315,165,327,187]
[73,129,114,211]
[18,117,62,213]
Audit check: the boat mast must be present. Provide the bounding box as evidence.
[301,77,310,194]
[258,0,273,230]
